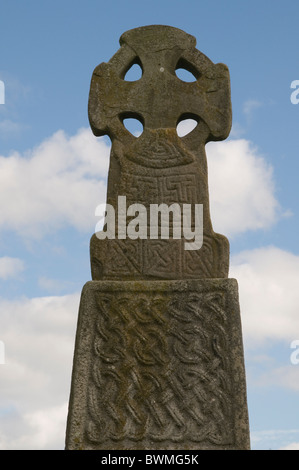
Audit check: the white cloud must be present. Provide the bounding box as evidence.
[38,276,74,294]
[251,429,299,450]
[0,403,68,450]
[230,246,299,346]
[23,403,68,450]
[0,119,25,136]
[279,442,299,450]
[243,99,262,121]
[254,365,299,392]
[229,122,246,138]
[0,292,80,449]
[0,127,110,238]
[0,257,24,280]
[207,139,280,237]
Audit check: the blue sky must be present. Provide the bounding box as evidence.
[0,0,299,450]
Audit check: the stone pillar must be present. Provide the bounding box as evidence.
[65,25,250,450]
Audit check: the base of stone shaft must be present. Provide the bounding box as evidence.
[65,279,250,450]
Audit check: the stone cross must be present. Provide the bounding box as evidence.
[88,25,232,281]
[65,25,250,451]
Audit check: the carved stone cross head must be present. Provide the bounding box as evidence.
[89,25,231,151]
[88,25,232,281]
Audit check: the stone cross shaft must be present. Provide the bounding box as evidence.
[88,25,232,281]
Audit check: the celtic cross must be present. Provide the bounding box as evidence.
[88,25,232,280]
[66,25,250,452]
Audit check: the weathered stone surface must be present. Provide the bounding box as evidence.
[65,280,250,450]
[90,237,229,281]
[65,25,250,451]
[88,24,232,280]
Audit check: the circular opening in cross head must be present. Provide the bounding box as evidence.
[123,59,143,82]
[175,58,200,83]
[176,114,199,137]
[120,112,144,137]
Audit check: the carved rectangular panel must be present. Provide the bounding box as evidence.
[65,280,250,450]
[90,235,229,281]
[120,173,198,205]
